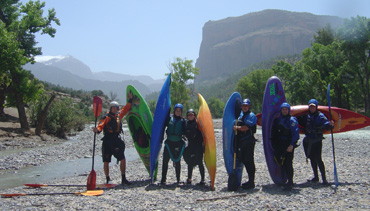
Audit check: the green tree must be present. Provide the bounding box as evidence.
[301,41,351,108]
[0,21,25,117]
[167,57,199,109]
[207,97,225,118]
[272,60,318,105]
[337,16,370,112]
[235,69,274,113]
[314,24,335,46]
[0,0,60,130]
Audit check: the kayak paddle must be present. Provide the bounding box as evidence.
[1,190,104,198]
[24,183,117,189]
[327,84,339,187]
[87,96,103,190]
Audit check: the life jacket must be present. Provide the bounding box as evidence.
[102,112,123,135]
[237,111,256,141]
[166,116,184,142]
[184,119,202,145]
[276,115,292,141]
[306,111,325,139]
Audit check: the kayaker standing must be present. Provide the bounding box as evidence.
[183,109,205,185]
[160,103,186,185]
[297,99,334,185]
[271,103,299,190]
[233,99,257,189]
[93,92,133,185]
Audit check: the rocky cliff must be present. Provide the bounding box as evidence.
[195,9,343,82]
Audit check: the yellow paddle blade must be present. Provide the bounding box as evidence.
[78,190,104,196]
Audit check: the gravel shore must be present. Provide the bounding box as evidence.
[1,119,369,210]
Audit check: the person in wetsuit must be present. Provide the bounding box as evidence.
[160,103,186,185]
[271,103,299,190]
[233,99,257,189]
[93,92,132,185]
[297,99,334,185]
[183,109,205,185]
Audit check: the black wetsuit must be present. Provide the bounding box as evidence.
[183,119,205,182]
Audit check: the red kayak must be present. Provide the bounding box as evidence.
[256,105,370,134]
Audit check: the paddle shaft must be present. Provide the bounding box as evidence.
[1,191,102,198]
[327,84,339,187]
[92,117,97,170]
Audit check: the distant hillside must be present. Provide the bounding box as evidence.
[25,63,151,104]
[195,9,344,82]
[26,55,164,103]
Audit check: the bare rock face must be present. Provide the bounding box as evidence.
[195,9,343,82]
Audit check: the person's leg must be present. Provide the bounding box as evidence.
[199,162,205,184]
[309,142,321,182]
[242,141,255,189]
[175,161,181,183]
[315,142,328,184]
[283,151,294,190]
[161,146,170,184]
[187,164,193,184]
[120,158,131,185]
[104,162,110,184]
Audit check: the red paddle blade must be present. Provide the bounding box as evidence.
[1,193,26,198]
[93,96,103,118]
[24,184,47,188]
[86,170,96,190]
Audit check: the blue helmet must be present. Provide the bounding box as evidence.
[280,102,290,114]
[241,99,251,106]
[308,99,318,108]
[174,103,183,111]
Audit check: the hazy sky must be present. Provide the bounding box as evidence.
[25,0,370,79]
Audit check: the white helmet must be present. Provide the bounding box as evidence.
[110,101,119,108]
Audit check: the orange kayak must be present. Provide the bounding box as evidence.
[197,93,216,190]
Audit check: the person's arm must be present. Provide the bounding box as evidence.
[287,117,300,152]
[118,102,132,120]
[94,115,110,133]
[320,113,334,130]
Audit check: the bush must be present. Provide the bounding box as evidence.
[29,95,89,138]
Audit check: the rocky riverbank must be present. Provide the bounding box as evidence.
[1,118,370,210]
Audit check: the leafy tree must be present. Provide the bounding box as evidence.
[337,16,370,113]
[167,57,199,109]
[235,69,274,113]
[314,24,335,46]
[272,60,317,105]
[207,97,225,118]
[0,21,25,116]
[301,41,351,108]
[0,0,60,130]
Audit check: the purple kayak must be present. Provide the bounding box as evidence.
[261,76,287,185]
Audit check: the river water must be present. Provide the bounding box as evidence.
[0,147,139,191]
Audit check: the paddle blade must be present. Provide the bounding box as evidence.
[227,171,239,191]
[79,190,104,196]
[93,96,103,118]
[24,184,47,188]
[86,170,96,190]
[1,193,26,198]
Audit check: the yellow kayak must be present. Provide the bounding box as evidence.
[197,93,216,190]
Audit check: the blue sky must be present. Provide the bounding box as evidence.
[26,0,370,79]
